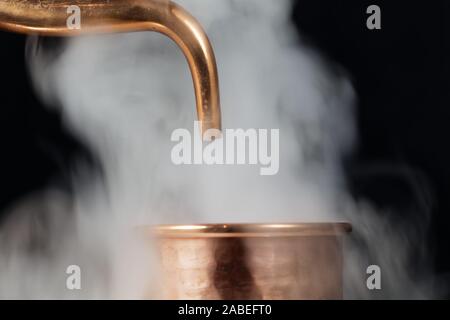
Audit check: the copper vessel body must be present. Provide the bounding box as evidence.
[150,223,352,300]
[0,0,221,134]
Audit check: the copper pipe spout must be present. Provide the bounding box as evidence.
[0,0,221,134]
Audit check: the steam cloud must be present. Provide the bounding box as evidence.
[0,0,437,298]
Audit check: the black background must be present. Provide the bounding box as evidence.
[0,300,442,317]
[1,0,449,297]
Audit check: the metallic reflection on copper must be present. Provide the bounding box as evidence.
[147,223,352,300]
[0,0,221,134]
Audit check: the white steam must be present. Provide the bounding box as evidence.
[0,0,436,298]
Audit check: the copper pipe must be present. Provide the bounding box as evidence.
[0,0,221,135]
[144,223,352,299]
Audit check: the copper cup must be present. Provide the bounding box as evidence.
[145,223,351,300]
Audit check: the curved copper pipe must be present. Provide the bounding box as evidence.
[0,0,221,135]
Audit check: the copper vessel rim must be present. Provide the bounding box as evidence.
[145,222,352,238]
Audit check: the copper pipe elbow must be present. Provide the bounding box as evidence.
[0,0,221,134]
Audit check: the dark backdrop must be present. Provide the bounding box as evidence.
[1,0,449,296]
[292,0,450,283]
